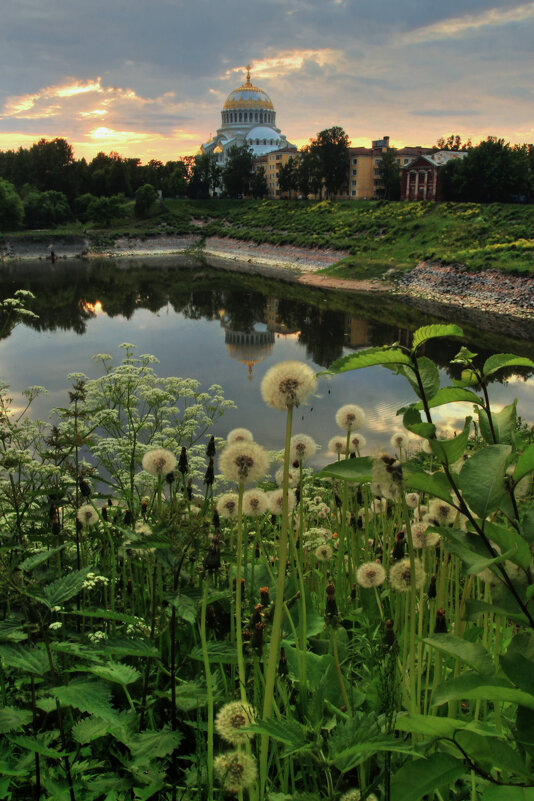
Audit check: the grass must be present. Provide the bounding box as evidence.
[3,198,534,276]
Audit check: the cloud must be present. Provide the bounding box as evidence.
[410,109,482,117]
[400,2,534,44]
[222,49,340,81]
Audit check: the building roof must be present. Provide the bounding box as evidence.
[223,67,274,111]
[401,150,468,169]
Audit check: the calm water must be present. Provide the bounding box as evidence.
[1,257,533,465]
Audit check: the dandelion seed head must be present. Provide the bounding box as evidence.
[267,488,296,515]
[336,404,366,432]
[219,441,268,485]
[349,432,366,452]
[290,433,317,463]
[142,448,177,477]
[135,522,152,537]
[411,522,440,549]
[217,492,239,519]
[315,543,333,561]
[261,361,317,410]
[227,427,254,445]
[242,489,269,517]
[76,504,99,526]
[428,498,456,526]
[328,435,347,455]
[390,431,410,452]
[215,701,255,744]
[389,558,426,592]
[275,466,299,488]
[214,751,257,794]
[405,492,420,509]
[356,561,387,588]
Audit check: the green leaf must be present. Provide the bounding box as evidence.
[402,407,436,439]
[190,642,238,664]
[484,521,531,569]
[87,662,141,686]
[390,753,465,801]
[424,634,494,675]
[9,735,64,759]
[72,716,111,744]
[458,444,511,519]
[0,707,33,734]
[17,545,65,572]
[333,739,414,773]
[69,608,144,626]
[169,594,197,625]
[0,644,50,675]
[515,444,534,484]
[521,506,534,544]
[404,471,453,504]
[0,618,27,643]
[393,357,440,401]
[325,346,411,375]
[455,730,529,778]
[482,787,534,801]
[500,634,534,695]
[464,599,528,625]
[412,386,483,410]
[128,729,183,764]
[48,680,117,721]
[482,354,534,380]
[316,456,373,482]
[412,324,464,351]
[172,681,210,712]
[429,416,472,465]
[432,673,534,710]
[249,718,310,755]
[477,401,517,445]
[97,638,159,658]
[395,714,501,740]
[36,567,93,609]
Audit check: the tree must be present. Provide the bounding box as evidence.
[277,159,297,199]
[441,137,530,203]
[377,149,401,200]
[189,153,221,198]
[222,145,254,198]
[251,166,268,198]
[135,183,157,216]
[0,178,24,230]
[295,146,322,199]
[23,189,71,228]
[86,195,123,227]
[164,164,189,197]
[309,126,350,199]
[436,134,472,151]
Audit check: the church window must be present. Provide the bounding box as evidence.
[255,112,258,121]
[260,113,263,122]
[263,139,266,145]
[239,112,242,121]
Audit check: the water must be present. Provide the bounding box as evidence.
[0,256,533,466]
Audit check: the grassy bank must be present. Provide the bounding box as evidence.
[2,198,534,276]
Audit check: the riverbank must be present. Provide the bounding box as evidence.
[1,231,533,329]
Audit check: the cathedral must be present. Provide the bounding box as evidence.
[200,66,296,165]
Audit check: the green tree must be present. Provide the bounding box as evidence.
[377,149,401,200]
[251,166,268,198]
[86,195,123,227]
[23,189,71,228]
[436,134,472,151]
[310,126,350,199]
[135,183,158,216]
[190,153,221,198]
[295,146,322,199]
[0,178,24,230]
[163,161,189,197]
[222,145,254,198]
[277,158,297,199]
[442,137,530,202]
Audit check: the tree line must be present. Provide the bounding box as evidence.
[1,129,533,231]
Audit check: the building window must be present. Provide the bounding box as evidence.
[375,158,382,165]
[352,180,356,186]
[352,158,358,164]
[395,159,400,164]
[239,112,242,121]
[255,112,258,121]
[404,158,410,164]
[351,190,356,196]
[352,169,356,175]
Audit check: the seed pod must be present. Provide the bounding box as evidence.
[204,459,215,486]
[206,436,216,458]
[435,608,448,634]
[325,582,338,624]
[79,477,91,498]
[384,618,396,648]
[187,478,193,500]
[392,530,405,561]
[428,575,437,599]
[251,621,264,652]
[178,446,188,475]
[278,646,289,676]
[166,471,175,485]
[259,587,270,606]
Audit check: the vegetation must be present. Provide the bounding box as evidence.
[1,300,534,800]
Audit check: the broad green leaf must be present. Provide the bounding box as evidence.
[484,521,531,569]
[477,401,517,445]
[48,680,117,721]
[482,787,534,801]
[128,729,182,764]
[501,653,534,696]
[69,608,143,626]
[325,346,411,375]
[190,642,238,664]
[173,681,210,712]
[72,716,111,744]
[424,634,494,675]
[17,545,65,572]
[390,753,465,801]
[97,639,159,658]
[482,354,534,380]
[429,416,471,465]
[455,730,529,778]
[395,714,501,740]
[133,781,165,801]
[458,444,511,519]
[464,599,528,625]
[412,386,482,410]
[87,662,141,686]
[0,644,49,675]
[333,739,414,773]
[412,324,464,351]
[404,471,453,504]
[282,642,336,695]
[394,357,440,401]
[316,456,372,482]
[0,618,27,643]
[515,444,534,483]
[402,407,436,439]
[433,673,534,710]
[249,718,309,750]
[522,506,534,544]
[169,594,197,625]
[0,707,33,733]
[9,735,64,759]
[36,567,93,609]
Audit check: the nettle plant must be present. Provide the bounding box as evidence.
[317,324,534,800]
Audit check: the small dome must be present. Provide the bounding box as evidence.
[223,68,274,111]
[245,126,279,141]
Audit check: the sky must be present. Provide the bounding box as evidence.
[0,0,533,163]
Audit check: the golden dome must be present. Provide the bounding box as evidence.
[223,66,274,111]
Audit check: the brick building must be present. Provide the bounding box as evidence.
[401,150,468,201]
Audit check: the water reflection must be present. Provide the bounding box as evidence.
[0,258,532,459]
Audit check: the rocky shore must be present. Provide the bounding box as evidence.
[1,233,532,328]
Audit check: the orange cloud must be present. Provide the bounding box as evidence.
[223,49,340,80]
[401,2,534,44]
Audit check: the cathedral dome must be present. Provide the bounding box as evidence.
[223,68,274,111]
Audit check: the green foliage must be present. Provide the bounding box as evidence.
[135,183,157,216]
[0,178,24,230]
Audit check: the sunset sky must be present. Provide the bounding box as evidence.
[1,0,533,163]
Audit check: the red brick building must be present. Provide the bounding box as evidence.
[401,150,468,201]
